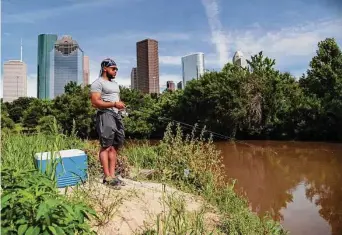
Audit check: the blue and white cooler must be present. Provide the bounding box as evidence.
[35,149,88,188]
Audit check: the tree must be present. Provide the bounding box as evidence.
[64,81,83,95]
[1,110,15,130]
[6,97,36,123]
[300,38,342,140]
[22,99,54,129]
[53,84,96,138]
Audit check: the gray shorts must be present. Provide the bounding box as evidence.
[96,110,125,149]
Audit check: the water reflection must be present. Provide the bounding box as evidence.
[215,141,342,235]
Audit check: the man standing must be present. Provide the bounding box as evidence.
[90,58,126,189]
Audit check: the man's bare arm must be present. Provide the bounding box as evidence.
[90,92,116,109]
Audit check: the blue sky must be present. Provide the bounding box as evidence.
[1,0,342,97]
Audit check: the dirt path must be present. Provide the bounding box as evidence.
[62,177,220,235]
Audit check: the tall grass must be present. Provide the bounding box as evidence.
[140,185,220,235]
[1,132,84,170]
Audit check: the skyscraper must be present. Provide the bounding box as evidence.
[181,52,205,87]
[232,51,247,68]
[130,67,138,90]
[166,81,175,91]
[136,38,159,94]
[177,81,182,90]
[83,55,90,86]
[3,60,27,102]
[49,35,84,99]
[37,34,58,99]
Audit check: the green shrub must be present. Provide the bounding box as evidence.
[1,167,97,235]
[152,123,225,193]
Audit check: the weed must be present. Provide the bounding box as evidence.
[139,184,220,235]
[1,167,97,235]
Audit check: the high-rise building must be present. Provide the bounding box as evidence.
[177,81,182,90]
[49,35,84,99]
[37,34,58,99]
[130,67,138,90]
[3,60,27,102]
[83,55,90,86]
[136,38,159,94]
[166,81,175,91]
[232,51,247,68]
[181,52,205,88]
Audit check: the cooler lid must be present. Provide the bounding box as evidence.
[35,149,85,160]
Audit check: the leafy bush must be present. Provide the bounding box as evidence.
[1,167,97,235]
[153,123,225,193]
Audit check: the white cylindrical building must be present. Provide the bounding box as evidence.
[232,51,247,68]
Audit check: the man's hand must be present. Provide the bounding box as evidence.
[114,101,125,110]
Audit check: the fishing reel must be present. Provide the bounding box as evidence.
[119,107,131,117]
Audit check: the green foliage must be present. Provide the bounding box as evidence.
[154,123,224,193]
[1,109,15,130]
[22,99,54,129]
[53,84,96,138]
[5,97,36,123]
[37,115,63,134]
[299,37,342,140]
[64,81,83,95]
[123,142,159,169]
[1,167,96,235]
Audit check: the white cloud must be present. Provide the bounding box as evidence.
[201,0,229,69]
[159,56,181,65]
[224,18,342,69]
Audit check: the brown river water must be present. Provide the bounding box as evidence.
[215,141,342,235]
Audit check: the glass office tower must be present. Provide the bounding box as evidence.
[181,52,205,88]
[49,35,84,99]
[37,34,58,99]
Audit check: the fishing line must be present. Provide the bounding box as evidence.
[121,107,278,154]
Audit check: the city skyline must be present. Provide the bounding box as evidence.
[1,0,342,98]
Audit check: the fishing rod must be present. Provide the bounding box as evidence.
[120,107,278,154]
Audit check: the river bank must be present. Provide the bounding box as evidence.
[1,124,287,234]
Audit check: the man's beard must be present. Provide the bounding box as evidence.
[107,72,115,80]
